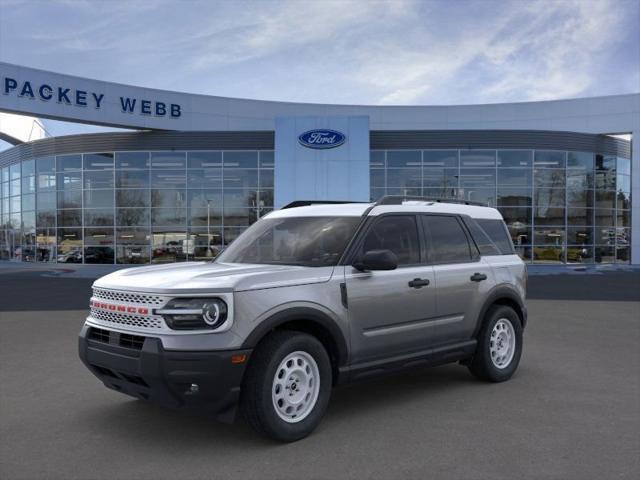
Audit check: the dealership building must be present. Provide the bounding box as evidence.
[0,62,638,265]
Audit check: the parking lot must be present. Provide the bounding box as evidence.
[1,268,639,480]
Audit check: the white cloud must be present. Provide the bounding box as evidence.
[351,0,630,104]
[187,0,412,71]
[0,0,637,106]
[474,0,625,102]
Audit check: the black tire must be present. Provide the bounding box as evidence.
[240,330,332,442]
[468,305,523,382]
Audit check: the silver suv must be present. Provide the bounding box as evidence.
[79,196,527,442]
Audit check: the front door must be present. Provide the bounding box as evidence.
[345,215,437,364]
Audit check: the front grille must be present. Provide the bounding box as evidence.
[120,333,145,350]
[90,307,164,330]
[92,288,165,307]
[88,327,110,343]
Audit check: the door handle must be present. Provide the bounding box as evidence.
[470,273,487,282]
[408,278,430,288]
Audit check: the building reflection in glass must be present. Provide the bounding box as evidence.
[371,149,631,264]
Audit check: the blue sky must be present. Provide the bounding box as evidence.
[0,0,638,142]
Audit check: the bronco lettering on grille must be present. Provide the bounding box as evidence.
[89,299,149,315]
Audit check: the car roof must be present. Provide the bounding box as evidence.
[266,201,503,220]
[267,203,370,218]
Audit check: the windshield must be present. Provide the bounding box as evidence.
[216,216,361,267]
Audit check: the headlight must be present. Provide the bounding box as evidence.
[157,298,228,330]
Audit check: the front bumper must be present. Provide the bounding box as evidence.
[78,324,251,422]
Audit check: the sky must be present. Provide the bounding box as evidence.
[0,0,639,143]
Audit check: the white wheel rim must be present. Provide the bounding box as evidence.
[272,351,320,423]
[489,319,516,369]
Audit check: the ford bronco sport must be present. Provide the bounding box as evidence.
[79,196,527,442]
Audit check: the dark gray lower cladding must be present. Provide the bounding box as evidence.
[0,129,630,167]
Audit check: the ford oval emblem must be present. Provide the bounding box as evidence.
[298,129,346,149]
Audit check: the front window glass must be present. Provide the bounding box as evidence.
[217,216,360,267]
[360,216,420,265]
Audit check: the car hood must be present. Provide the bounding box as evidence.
[93,261,335,294]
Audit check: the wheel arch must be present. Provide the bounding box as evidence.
[473,285,527,338]
[241,307,349,383]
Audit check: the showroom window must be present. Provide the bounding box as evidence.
[0,149,274,264]
[370,148,631,264]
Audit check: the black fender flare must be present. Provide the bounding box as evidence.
[241,307,349,367]
[473,284,528,338]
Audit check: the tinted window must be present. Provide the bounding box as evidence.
[423,215,472,263]
[476,219,514,254]
[463,218,501,256]
[361,216,420,265]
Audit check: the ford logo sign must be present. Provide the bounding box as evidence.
[298,129,346,149]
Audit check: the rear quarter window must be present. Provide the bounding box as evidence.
[475,219,515,255]
[463,218,501,256]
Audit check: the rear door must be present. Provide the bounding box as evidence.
[345,214,437,364]
[421,214,495,344]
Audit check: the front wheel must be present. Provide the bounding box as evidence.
[241,331,332,442]
[468,305,523,382]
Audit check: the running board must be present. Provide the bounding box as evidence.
[337,340,477,384]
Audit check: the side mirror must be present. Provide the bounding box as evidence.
[353,249,398,271]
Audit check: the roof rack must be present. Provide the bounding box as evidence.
[281,200,368,209]
[373,195,487,207]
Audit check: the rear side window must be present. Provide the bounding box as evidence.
[462,218,501,256]
[361,215,420,265]
[476,219,515,254]
[422,215,473,264]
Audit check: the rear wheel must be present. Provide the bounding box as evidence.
[241,331,332,442]
[468,305,523,382]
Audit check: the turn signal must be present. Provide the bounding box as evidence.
[231,354,247,364]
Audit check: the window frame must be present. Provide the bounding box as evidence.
[345,213,425,268]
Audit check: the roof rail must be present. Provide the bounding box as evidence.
[373,195,487,207]
[281,200,368,209]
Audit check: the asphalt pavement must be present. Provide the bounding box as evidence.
[0,269,639,479]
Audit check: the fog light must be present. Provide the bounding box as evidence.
[186,383,199,395]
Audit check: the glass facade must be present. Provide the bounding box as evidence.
[0,150,274,264]
[370,150,632,264]
[0,147,632,265]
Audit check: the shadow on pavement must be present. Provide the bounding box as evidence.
[0,270,638,311]
[76,363,474,448]
[526,271,640,301]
